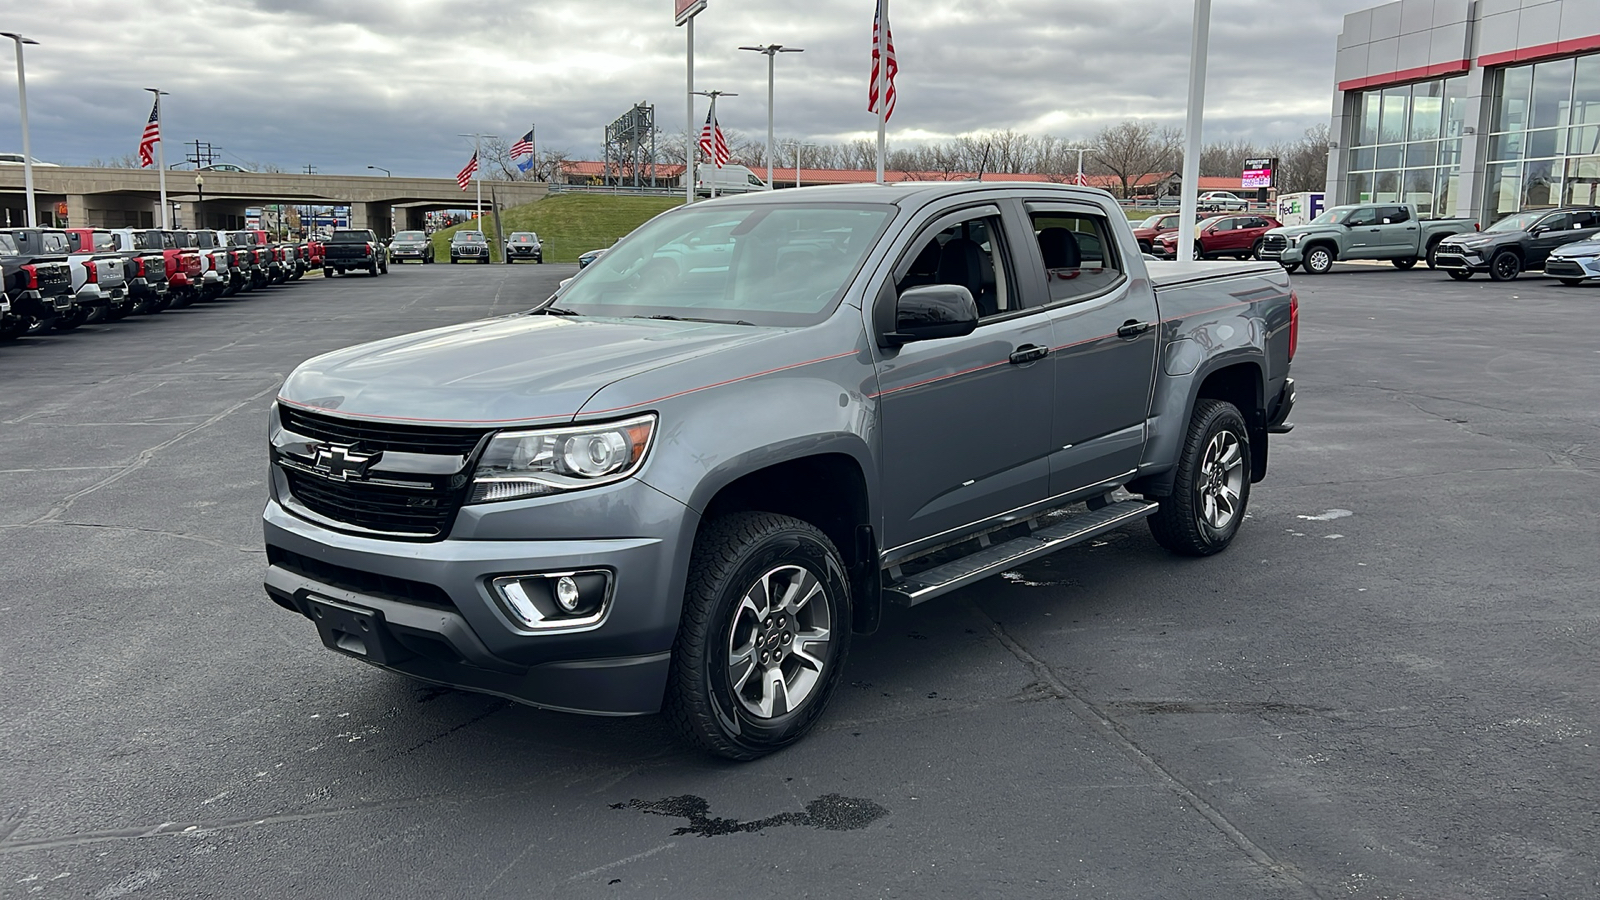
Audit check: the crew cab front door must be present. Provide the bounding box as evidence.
[1375,205,1420,257]
[872,203,1055,552]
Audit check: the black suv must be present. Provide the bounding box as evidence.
[450,230,490,264]
[1434,206,1600,281]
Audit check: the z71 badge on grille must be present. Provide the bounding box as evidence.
[310,443,381,482]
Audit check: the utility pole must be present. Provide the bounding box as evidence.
[692,90,735,199]
[145,87,170,228]
[303,164,318,175]
[2,33,39,225]
[739,44,804,187]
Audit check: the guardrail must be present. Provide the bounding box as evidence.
[548,183,683,198]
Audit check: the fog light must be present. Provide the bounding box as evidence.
[555,576,581,612]
[489,570,612,632]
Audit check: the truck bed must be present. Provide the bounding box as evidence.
[1145,258,1282,289]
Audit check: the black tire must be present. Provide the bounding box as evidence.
[1194,241,1206,261]
[1147,399,1251,557]
[1489,250,1522,282]
[368,261,379,277]
[1303,244,1335,274]
[1392,257,1417,270]
[53,307,88,331]
[1426,241,1442,269]
[1560,278,1585,287]
[1448,270,1472,281]
[450,257,457,264]
[664,512,852,760]
[380,260,388,274]
[1280,262,1300,273]
[1250,239,1264,260]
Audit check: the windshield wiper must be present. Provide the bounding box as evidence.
[539,305,581,316]
[634,314,754,326]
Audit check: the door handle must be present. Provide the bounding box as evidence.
[1009,344,1049,365]
[1117,319,1153,339]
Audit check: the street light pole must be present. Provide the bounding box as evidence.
[366,165,391,177]
[1073,147,1095,187]
[2,33,39,226]
[739,44,804,187]
[194,174,204,230]
[1176,0,1212,262]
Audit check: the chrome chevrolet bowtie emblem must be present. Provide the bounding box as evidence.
[310,443,380,482]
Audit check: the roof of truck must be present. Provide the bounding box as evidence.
[692,180,1117,207]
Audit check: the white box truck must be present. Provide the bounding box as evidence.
[1276,192,1326,227]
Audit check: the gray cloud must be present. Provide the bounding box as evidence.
[0,0,1371,176]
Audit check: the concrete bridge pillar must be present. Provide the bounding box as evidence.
[66,194,89,228]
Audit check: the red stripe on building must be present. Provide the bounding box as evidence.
[1479,32,1600,68]
[1338,59,1469,93]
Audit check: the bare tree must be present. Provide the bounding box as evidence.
[1199,139,1260,178]
[87,153,142,168]
[1090,121,1182,198]
[1272,124,1331,193]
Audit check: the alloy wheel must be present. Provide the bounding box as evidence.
[726,564,832,719]
[1197,431,1245,530]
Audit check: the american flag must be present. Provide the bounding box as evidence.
[510,129,534,159]
[697,109,729,168]
[1075,172,1089,186]
[138,99,161,168]
[868,2,897,121]
[456,152,478,190]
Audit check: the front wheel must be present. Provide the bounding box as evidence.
[1303,245,1334,274]
[1448,270,1472,281]
[1426,242,1441,269]
[1251,239,1264,260]
[665,512,852,760]
[1560,278,1585,287]
[1392,257,1417,270]
[1148,399,1251,557]
[1489,250,1522,282]
[1280,262,1300,273]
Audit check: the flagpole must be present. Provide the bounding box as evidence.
[145,88,170,228]
[686,15,695,206]
[475,133,482,224]
[709,93,719,199]
[875,0,887,184]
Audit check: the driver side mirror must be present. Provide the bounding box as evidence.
[881,284,979,348]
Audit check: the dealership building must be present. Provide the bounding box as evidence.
[1329,0,1600,222]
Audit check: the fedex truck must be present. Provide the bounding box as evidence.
[1277,192,1326,227]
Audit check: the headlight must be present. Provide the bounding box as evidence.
[1288,234,1305,245]
[469,414,656,503]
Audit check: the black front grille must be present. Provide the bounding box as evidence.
[267,545,455,610]
[283,468,464,538]
[1261,235,1288,252]
[279,405,487,456]
[1544,259,1587,277]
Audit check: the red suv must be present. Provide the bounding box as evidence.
[1154,214,1282,260]
[1131,212,1189,254]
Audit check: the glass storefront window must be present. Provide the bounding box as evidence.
[1487,162,1522,216]
[1524,159,1558,208]
[1410,80,1444,141]
[1531,57,1576,130]
[1405,142,1438,168]
[1376,144,1403,169]
[1350,172,1372,204]
[1358,92,1382,146]
[1374,170,1401,202]
[1380,86,1411,143]
[1574,57,1600,126]
[1490,132,1523,162]
[1497,66,1534,132]
[1352,146,1376,170]
[1404,169,1436,215]
[1562,155,1600,206]
[1527,127,1564,160]
[1435,168,1458,217]
[1443,77,1469,138]
[1439,139,1463,167]
[1568,125,1600,156]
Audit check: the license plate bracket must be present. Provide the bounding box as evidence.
[306,595,414,665]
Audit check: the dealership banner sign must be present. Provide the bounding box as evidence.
[676,0,707,25]
[1242,157,1276,189]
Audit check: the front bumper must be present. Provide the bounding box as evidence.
[1543,255,1599,280]
[391,246,428,258]
[1433,247,1488,272]
[261,481,696,715]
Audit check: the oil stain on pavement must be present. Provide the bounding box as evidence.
[611,794,888,837]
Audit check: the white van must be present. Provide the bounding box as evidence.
[695,164,772,197]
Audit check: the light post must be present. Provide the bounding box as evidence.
[194,174,204,230]
[691,91,735,198]
[367,165,391,177]
[791,141,816,189]
[1071,146,1098,187]
[738,44,804,187]
[1176,0,1212,261]
[3,32,40,225]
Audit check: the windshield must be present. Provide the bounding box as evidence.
[42,232,69,253]
[1310,207,1357,225]
[91,232,115,252]
[329,231,369,243]
[393,231,425,241]
[553,202,893,327]
[454,231,484,242]
[513,234,536,242]
[1485,211,1545,233]
[0,234,15,254]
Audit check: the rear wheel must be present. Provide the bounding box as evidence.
[1448,270,1472,281]
[1489,250,1522,282]
[665,512,851,760]
[1392,257,1417,270]
[1250,239,1264,259]
[1147,399,1251,557]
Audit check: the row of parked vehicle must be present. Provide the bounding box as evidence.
[0,226,330,339]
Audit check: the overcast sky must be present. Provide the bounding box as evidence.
[0,0,1375,176]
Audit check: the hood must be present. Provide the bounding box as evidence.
[279,313,783,425]
[1551,238,1600,257]
[1265,222,1340,238]
[1440,230,1513,247]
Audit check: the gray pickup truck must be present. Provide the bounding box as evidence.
[1259,201,1475,274]
[263,182,1297,759]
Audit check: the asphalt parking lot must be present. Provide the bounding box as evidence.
[2,261,1597,899]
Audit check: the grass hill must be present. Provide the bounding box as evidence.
[429,193,682,264]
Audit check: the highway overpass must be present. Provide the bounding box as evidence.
[0,166,549,237]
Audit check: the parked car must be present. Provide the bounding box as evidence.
[1258,202,1476,274]
[577,247,609,269]
[324,229,388,276]
[0,152,60,167]
[60,228,129,325]
[160,230,205,306]
[388,230,433,264]
[0,229,74,339]
[198,163,249,172]
[1130,212,1194,254]
[262,181,1297,760]
[1432,207,1600,282]
[450,230,490,264]
[223,231,268,291]
[1153,214,1283,260]
[695,163,771,197]
[179,229,234,300]
[105,228,172,314]
[505,232,542,263]
[1543,235,1600,286]
[1199,191,1250,211]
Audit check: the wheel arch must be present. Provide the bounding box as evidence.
[1134,359,1268,497]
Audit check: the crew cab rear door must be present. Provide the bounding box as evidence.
[1023,199,1159,494]
[872,201,1055,550]
[1375,205,1419,257]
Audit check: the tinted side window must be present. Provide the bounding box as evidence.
[43,233,69,252]
[1383,206,1411,224]
[1346,207,1378,227]
[1570,211,1600,229]
[1029,212,1123,304]
[895,215,1015,319]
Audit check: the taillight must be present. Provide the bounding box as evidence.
[365,242,373,255]
[1288,290,1299,362]
[84,260,98,283]
[21,264,38,290]
[135,258,147,277]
